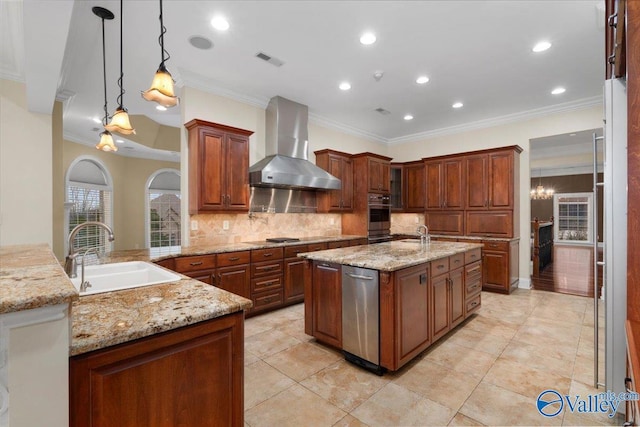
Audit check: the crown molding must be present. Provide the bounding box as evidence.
[387,96,603,145]
[308,112,387,143]
[0,71,25,83]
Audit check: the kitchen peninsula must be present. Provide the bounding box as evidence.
[300,240,483,373]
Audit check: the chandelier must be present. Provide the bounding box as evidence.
[530,170,554,200]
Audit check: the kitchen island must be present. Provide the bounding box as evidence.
[299,240,484,373]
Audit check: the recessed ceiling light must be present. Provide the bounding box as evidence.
[211,16,230,31]
[404,115,414,121]
[339,82,351,91]
[416,76,429,84]
[189,35,213,50]
[156,105,167,111]
[569,133,577,136]
[532,41,552,52]
[116,139,125,144]
[359,32,376,45]
[551,87,566,95]
[452,102,463,109]
[92,117,102,124]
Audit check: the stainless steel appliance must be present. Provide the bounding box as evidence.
[342,266,385,375]
[367,193,391,242]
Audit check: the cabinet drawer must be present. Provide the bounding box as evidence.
[251,247,284,262]
[217,251,251,267]
[465,261,482,278]
[431,257,450,277]
[174,255,216,272]
[308,242,328,252]
[252,290,284,311]
[465,248,482,264]
[328,240,350,249]
[251,275,282,293]
[251,261,283,277]
[450,253,465,270]
[466,294,481,314]
[350,238,369,246]
[466,277,482,298]
[483,240,510,252]
[284,244,309,258]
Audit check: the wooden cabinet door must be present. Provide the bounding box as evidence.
[225,134,250,210]
[449,267,465,328]
[488,150,514,209]
[368,158,390,193]
[184,270,214,285]
[198,128,225,210]
[312,262,342,348]
[396,264,430,365]
[216,264,251,300]
[425,160,443,210]
[465,154,489,209]
[404,162,425,212]
[284,257,306,303]
[431,274,450,341]
[443,158,464,209]
[341,157,354,210]
[327,154,344,210]
[483,250,509,292]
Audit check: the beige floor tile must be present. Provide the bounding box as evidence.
[422,339,497,379]
[393,359,482,411]
[350,383,456,427]
[571,354,604,388]
[483,357,572,399]
[244,360,296,410]
[444,324,511,356]
[278,317,313,342]
[448,412,486,426]
[560,380,623,426]
[245,384,346,427]
[529,304,585,324]
[460,381,562,426]
[475,306,531,325]
[301,360,389,412]
[264,341,342,381]
[244,317,274,338]
[332,414,370,427]
[500,339,575,377]
[244,328,301,358]
[244,348,260,365]
[513,320,582,350]
[461,313,520,340]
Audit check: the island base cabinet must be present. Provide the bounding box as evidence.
[307,261,342,348]
[70,312,244,427]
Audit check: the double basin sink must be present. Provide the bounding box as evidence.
[70,261,181,296]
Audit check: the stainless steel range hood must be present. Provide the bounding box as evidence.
[249,96,341,190]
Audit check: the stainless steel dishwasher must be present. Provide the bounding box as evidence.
[342,266,385,375]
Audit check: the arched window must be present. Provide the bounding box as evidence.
[65,156,114,256]
[146,169,181,255]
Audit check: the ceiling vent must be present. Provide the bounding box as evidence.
[256,52,284,67]
[375,107,391,115]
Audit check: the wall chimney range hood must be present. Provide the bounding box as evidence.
[249,96,341,190]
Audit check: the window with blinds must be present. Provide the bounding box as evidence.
[147,169,181,256]
[554,192,594,243]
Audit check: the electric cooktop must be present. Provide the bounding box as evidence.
[265,237,301,243]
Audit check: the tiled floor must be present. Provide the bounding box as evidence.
[243,289,620,426]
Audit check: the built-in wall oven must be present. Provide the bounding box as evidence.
[368,193,391,242]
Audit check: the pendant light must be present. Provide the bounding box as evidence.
[105,0,135,135]
[530,168,554,200]
[93,6,118,152]
[141,0,179,107]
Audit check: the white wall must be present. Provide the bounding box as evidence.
[388,105,604,284]
[0,79,53,246]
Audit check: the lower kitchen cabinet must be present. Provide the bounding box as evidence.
[214,251,252,303]
[431,273,450,342]
[306,261,342,348]
[482,240,519,293]
[70,311,245,427]
[284,257,306,304]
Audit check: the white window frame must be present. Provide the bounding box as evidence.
[145,168,181,256]
[64,156,114,256]
[553,192,594,244]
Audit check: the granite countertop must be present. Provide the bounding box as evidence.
[70,277,252,356]
[0,244,78,314]
[393,233,520,242]
[298,240,484,272]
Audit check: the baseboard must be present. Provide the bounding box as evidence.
[518,277,532,289]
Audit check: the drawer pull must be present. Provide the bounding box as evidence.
[263,253,273,257]
[190,261,203,266]
[262,266,275,271]
[470,301,478,307]
[467,266,481,274]
[454,259,461,264]
[263,281,274,286]
[489,243,498,248]
[437,265,445,269]
[228,257,240,261]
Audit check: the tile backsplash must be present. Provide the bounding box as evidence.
[390,213,425,236]
[189,213,342,245]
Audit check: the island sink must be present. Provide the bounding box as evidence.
[70,261,181,295]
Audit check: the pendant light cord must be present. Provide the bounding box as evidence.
[117,0,125,108]
[158,0,170,66]
[101,16,109,126]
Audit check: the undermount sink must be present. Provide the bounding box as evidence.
[70,261,182,296]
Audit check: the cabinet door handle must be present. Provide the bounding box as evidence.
[469,301,478,308]
[437,264,445,270]
[190,261,203,266]
[262,266,275,271]
[346,273,375,280]
[419,273,427,284]
[454,259,461,264]
[228,256,240,261]
[489,243,498,248]
[263,253,273,257]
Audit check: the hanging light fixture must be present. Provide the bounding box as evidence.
[93,6,118,152]
[105,0,135,135]
[530,169,554,200]
[141,0,179,108]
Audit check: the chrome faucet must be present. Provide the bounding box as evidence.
[417,225,430,246]
[78,247,101,292]
[64,221,114,278]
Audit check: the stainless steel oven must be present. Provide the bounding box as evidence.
[368,193,391,241]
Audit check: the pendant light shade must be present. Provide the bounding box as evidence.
[106,0,135,135]
[142,0,179,107]
[93,6,117,152]
[530,169,554,200]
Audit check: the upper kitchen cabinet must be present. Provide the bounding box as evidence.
[390,161,425,212]
[425,157,464,211]
[465,147,520,210]
[315,149,354,212]
[353,153,393,194]
[186,119,253,214]
[390,164,403,211]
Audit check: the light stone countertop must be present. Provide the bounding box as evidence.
[298,240,484,271]
[0,244,78,314]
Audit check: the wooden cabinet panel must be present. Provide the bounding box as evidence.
[466,294,481,314]
[308,242,328,252]
[328,240,351,249]
[396,264,431,366]
[217,251,251,267]
[251,247,284,263]
[465,154,489,209]
[465,149,517,210]
[465,210,514,238]
[488,150,514,209]
[154,258,175,270]
[315,150,354,212]
[483,250,509,293]
[465,248,482,265]
[70,312,244,427]
[184,271,214,285]
[425,211,464,235]
[311,262,342,348]
[404,161,425,212]
[251,261,283,277]
[431,274,450,342]
[430,257,450,277]
[450,267,465,328]
[425,161,443,210]
[186,119,253,213]
[216,264,251,299]
[174,254,216,272]
[284,257,306,304]
[251,275,282,293]
[253,290,284,311]
[368,157,390,193]
[284,244,309,258]
[450,253,465,271]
